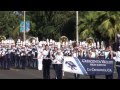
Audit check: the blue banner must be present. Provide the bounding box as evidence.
[20,21,30,32]
[63,57,115,75]
[78,58,115,75]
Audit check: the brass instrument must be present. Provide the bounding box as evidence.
[0,35,6,42]
[26,36,37,43]
[86,37,94,46]
[59,36,68,45]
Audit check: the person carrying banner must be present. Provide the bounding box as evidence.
[52,49,64,79]
[89,48,97,79]
[104,46,113,79]
[113,47,120,79]
[51,46,58,79]
[52,46,58,70]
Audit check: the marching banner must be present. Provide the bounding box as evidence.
[63,57,115,75]
[63,56,85,75]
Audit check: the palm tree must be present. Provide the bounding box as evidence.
[95,11,120,47]
[78,11,98,41]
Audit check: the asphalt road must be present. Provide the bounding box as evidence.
[0,68,118,79]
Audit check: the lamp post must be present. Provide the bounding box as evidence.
[23,11,26,42]
[76,11,79,44]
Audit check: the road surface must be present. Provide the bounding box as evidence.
[0,68,118,79]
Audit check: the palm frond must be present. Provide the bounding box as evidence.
[80,29,90,40]
[12,25,20,38]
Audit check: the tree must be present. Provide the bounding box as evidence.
[0,11,20,39]
[78,11,99,40]
[95,11,120,47]
[78,11,120,48]
[27,11,75,41]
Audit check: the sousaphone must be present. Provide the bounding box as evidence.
[86,37,94,46]
[59,36,68,45]
[26,36,37,43]
[0,35,6,42]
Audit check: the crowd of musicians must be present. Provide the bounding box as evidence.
[0,39,120,79]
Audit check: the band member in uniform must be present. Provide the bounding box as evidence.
[31,48,34,69]
[42,45,52,79]
[52,47,58,70]
[21,47,26,69]
[34,48,38,69]
[4,48,11,70]
[10,48,14,67]
[15,48,21,69]
[32,47,38,69]
[114,47,120,79]
[98,50,105,59]
[0,49,5,69]
[105,46,113,79]
[0,50,2,69]
[89,48,97,79]
[52,50,64,79]
[1,48,5,69]
[27,50,32,68]
[2,48,7,70]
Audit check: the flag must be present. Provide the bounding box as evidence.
[20,21,30,32]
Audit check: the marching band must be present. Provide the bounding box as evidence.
[0,39,119,79]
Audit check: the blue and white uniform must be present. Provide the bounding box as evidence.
[53,50,64,79]
[42,48,52,79]
[114,51,120,79]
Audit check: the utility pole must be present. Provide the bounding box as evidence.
[76,11,79,44]
[23,11,26,42]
